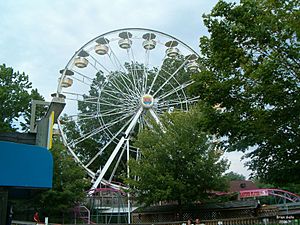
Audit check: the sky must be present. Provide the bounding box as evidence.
[0,0,250,178]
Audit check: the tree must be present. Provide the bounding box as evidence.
[224,172,246,181]
[11,139,90,222]
[20,88,46,131]
[0,64,45,132]
[190,0,300,185]
[34,139,90,221]
[125,107,229,207]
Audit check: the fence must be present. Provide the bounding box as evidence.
[12,218,300,225]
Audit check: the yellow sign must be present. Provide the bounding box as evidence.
[47,111,55,149]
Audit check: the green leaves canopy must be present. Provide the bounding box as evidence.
[0,64,44,132]
[36,140,90,218]
[126,107,229,206]
[191,0,300,184]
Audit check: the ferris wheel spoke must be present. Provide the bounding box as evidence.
[65,97,99,106]
[99,93,137,106]
[99,110,136,129]
[100,88,135,102]
[152,72,187,110]
[149,108,165,131]
[61,91,98,102]
[67,72,107,97]
[74,114,100,123]
[106,66,140,97]
[58,120,95,178]
[65,111,99,120]
[143,49,153,93]
[97,95,134,108]
[142,51,149,93]
[126,50,141,95]
[91,107,143,190]
[85,117,133,168]
[107,75,140,99]
[126,50,139,92]
[100,99,137,112]
[98,99,135,109]
[148,70,183,106]
[69,112,134,147]
[141,115,153,130]
[108,47,143,95]
[130,47,144,93]
[88,54,111,74]
[100,108,133,117]
[158,68,188,104]
[74,107,133,124]
[147,55,168,94]
[108,143,127,183]
[99,106,136,119]
[138,116,145,133]
[69,126,103,147]
[156,80,194,101]
[68,73,93,88]
[152,57,190,97]
[159,67,185,87]
[106,77,133,97]
[108,45,128,73]
[72,69,93,83]
[115,73,140,97]
[157,96,200,109]
[99,87,130,102]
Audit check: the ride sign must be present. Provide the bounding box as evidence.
[240,189,269,198]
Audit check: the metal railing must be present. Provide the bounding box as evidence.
[12,218,300,225]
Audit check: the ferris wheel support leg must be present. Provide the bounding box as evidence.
[149,109,165,132]
[90,107,143,191]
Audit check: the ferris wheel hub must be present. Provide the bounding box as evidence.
[141,94,154,109]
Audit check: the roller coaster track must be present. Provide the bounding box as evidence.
[240,188,300,204]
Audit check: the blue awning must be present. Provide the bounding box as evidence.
[0,141,53,189]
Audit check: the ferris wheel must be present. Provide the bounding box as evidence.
[56,28,200,191]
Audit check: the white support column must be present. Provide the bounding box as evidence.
[149,108,165,132]
[90,107,143,191]
[126,138,131,224]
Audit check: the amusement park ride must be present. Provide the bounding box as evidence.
[52,27,201,223]
[54,28,201,192]
[1,28,300,224]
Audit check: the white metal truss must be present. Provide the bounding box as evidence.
[56,28,200,191]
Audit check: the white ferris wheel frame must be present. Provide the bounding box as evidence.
[56,28,200,191]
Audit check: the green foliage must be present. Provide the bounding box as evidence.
[0,64,31,131]
[191,0,300,185]
[11,140,89,221]
[125,107,229,206]
[0,64,46,132]
[21,88,46,132]
[35,139,90,217]
[224,171,246,181]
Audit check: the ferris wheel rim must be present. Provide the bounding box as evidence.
[56,27,200,189]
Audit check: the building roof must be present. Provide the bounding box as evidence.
[133,200,258,214]
[229,180,257,192]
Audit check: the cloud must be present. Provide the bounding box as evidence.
[224,151,251,178]
[1,0,219,100]
[0,0,250,177]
